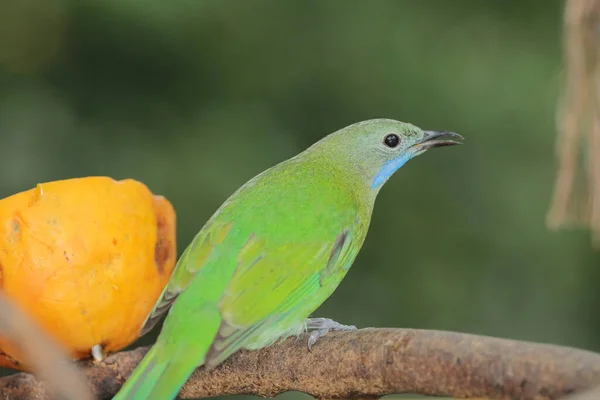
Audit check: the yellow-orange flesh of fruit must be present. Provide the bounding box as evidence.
[0,177,176,370]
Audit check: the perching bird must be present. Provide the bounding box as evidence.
[113,119,463,400]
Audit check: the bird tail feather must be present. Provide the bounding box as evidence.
[112,345,200,400]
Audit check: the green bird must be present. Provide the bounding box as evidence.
[113,119,462,400]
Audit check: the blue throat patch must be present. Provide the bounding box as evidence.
[371,153,412,189]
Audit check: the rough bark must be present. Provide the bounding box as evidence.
[1,328,600,400]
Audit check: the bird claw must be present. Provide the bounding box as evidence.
[305,318,357,351]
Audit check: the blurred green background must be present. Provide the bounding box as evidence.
[0,0,596,399]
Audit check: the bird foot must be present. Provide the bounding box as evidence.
[91,344,105,362]
[305,317,357,351]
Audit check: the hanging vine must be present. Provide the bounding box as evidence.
[547,0,600,247]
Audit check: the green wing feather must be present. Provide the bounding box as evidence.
[204,217,358,368]
[139,220,233,336]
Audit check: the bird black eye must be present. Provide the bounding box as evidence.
[383,134,400,148]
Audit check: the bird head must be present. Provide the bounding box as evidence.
[310,118,463,192]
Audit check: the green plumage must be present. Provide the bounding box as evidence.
[113,119,462,400]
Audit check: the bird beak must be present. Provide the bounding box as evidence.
[413,130,464,151]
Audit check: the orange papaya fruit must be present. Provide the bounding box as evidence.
[0,176,176,370]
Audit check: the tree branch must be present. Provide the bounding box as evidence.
[0,293,93,400]
[1,328,600,400]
